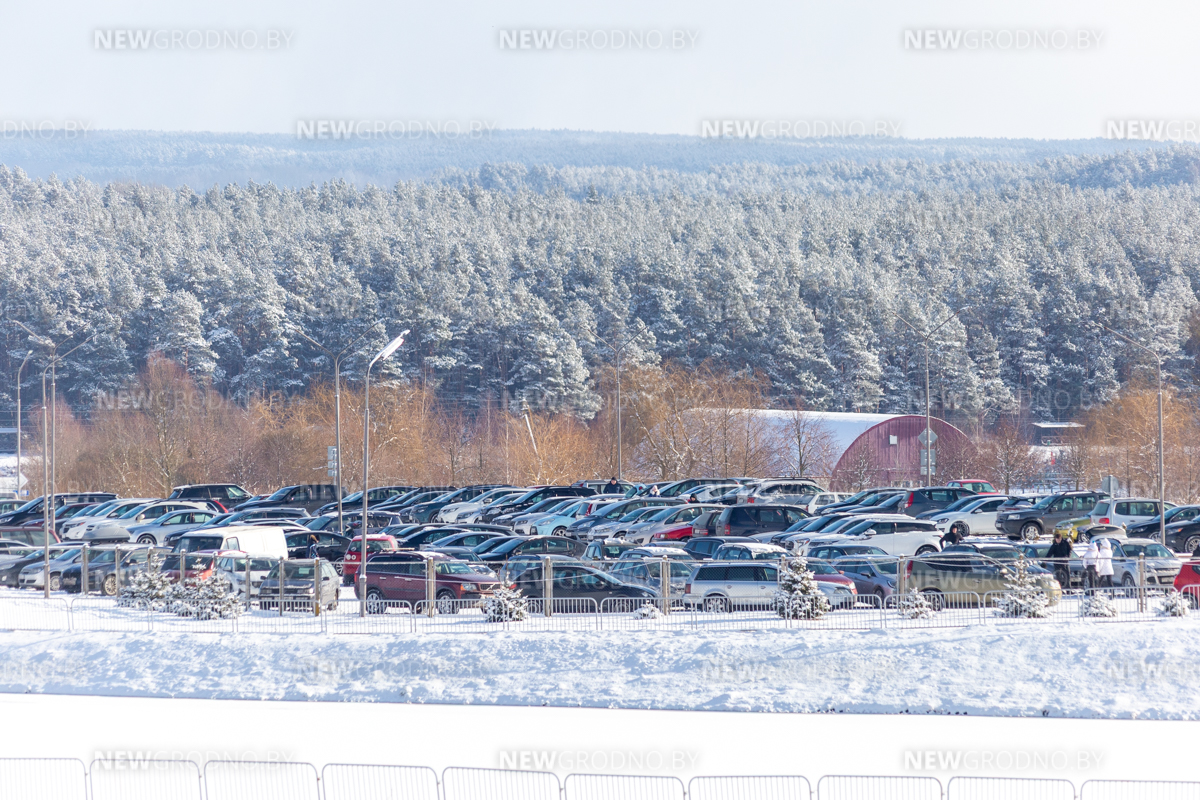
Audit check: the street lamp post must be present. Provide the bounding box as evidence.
[1101,324,1166,548]
[359,329,409,617]
[595,323,648,482]
[294,321,384,536]
[14,352,31,499]
[889,308,969,485]
[13,323,96,598]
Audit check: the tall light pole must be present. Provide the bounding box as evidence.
[1101,324,1165,547]
[294,321,383,535]
[595,322,648,482]
[14,351,31,498]
[889,307,969,485]
[359,329,408,616]
[13,323,96,598]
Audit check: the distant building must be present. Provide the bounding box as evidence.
[1030,421,1084,446]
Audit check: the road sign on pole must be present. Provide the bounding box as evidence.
[917,429,938,446]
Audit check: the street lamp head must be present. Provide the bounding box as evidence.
[374,329,409,364]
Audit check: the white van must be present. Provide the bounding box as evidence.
[172,525,289,560]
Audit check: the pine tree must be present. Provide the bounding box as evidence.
[995,556,1051,618]
[633,602,662,619]
[1157,589,1189,617]
[483,586,528,622]
[117,552,172,610]
[897,588,935,619]
[773,558,831,620]
[1080,591,1118,617]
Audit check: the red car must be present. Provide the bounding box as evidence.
[340,534,399,585]
[1173,559,1200,608]
[356,551,501,613]
[163,552,216,582]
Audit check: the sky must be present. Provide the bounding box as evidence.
[0,0,1196,140]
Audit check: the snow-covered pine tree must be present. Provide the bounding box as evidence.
[633,602,663,619]
[1079,591,1118,617]
[897,588,935,619]
[483,586,528,622]
[1157,589,1189,617]
[117,552,172,610]
[995,556,1051,618]
[191,573,244,620]
[773,558,831,620]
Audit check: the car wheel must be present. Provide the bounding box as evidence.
[1077,530,1091,544]
[436,590,459,615]
[365,588,386,615]
[915,545,937,556]
[553,527,566,537]
[703,595,730,613]
[101,574,118,597]
[48,574,60,592]
[136,534,156,546]
[1185,536,1200,554]
[873,588,886,603]
[922,589,945,611]
[1186,591,1199,610]
[1020,523,1041,542]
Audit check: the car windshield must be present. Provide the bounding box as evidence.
[267,562,318,579]
[8,498,42,515]
[434,561,474,575]
[177,536,223,553]
[1123,543,1173,558]
[117,504,154,520]
[869,559,898,574]
[266,487,292,501]
[842,520,876,536]
[474,537,515,554]
[979,547,1020,560]
[620,508,655,523]
[1033,495,1057,510]
[943,497,980,513]
[162,554,213,571]
[597,545,632,558]
[52,548,82,562]
[640,561,695,578]
[806,559,838,575]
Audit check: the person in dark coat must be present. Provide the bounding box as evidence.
[606,477,620,493]
[939,525,963,548]
[1047,531,1073,589]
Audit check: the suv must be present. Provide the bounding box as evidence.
[683,561,856,611]
[713,505,806,537]
[736,479,825,506]
[1089,498,1167,530]
[234,484,344,514]
[907,552,1062,607]
[891,487,977,517]
[168,484,252,510]
[946,479,997,493]
[995,491,1108,541]
[358,551,501,612]
[801,515,942,557]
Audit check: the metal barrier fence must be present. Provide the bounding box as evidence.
[1,759,1200,799]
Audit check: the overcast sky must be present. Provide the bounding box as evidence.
[1,0,1195,140]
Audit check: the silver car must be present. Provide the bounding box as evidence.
[79,501,209,539]
[683,562,853,611]
[61,498,157,539]
[19,547,84,591]
[1097,537,1181,588]
[127,509,219,546]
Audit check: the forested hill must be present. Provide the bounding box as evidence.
[1,138,1199,425]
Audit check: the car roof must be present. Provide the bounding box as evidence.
[723,542,786,552]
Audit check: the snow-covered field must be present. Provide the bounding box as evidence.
[1,616,1198,719]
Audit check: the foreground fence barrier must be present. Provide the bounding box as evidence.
[0,758,1198,799]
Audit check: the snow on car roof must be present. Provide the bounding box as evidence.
[740,543,787,552]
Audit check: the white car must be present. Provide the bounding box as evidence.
[930,496,1009,538]
[448,491,526,524]
[1089,498,1168,530]
[799,514,942,557]
[79,501,211,539]
[736,479,826,506]
[793,492,852,514]
[214,551,277,598]
[437,487,519,523]
[61,498,158,539]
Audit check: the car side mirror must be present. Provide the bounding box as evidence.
[864,529,877,536]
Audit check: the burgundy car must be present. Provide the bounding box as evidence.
[357,551,501,613]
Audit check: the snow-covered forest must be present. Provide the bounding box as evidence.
[2,143,1200,426]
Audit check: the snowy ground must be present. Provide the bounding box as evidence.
[1,616,1198,719]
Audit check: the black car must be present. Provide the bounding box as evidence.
[0,548,47,587]
[59,547,151,596]
[233,484,344,514]
[285,531,352,560]
[683,535,757,560]
[313,485,416,516]
[995,491,1108,541]
[481,486,596,525]
[817,488,900,514]
[515,563,655,601]
[1128,505,1200,542]
[169,484,253,510]
[375,487,458,512]
[713,505,806,537]
[478,535,585,563]
[429,531,507,549]
[402,485,509,523]
[0,492,117,528]
[1161,518,1200,554]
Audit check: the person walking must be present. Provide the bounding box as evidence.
[1082,538,1100,591]
[1047,531,1073,589]
[606,477,620,494]
[1097,538,1115,589]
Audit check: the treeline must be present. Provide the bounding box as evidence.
[4,147,1200,430]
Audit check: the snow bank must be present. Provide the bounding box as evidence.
[2,619,1198,719]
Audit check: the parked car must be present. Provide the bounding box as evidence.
[234,484,344,515]
[449,492,527,524]
[60,546,152,596]
[907,552,1062,607]
[284,530,352,560]
[581,539,641,566]
[887,487,978,517]
[83,501,211,539]
[625,504,724,544]
[60,498,158,539]
[0,548,49,587]
[403,485,509,524]
[799,515,942,557]
[168,484,253,510]
[172,526,289,560]
[1172,559,1200,607]
[567,498,683,539]
[656,477,751,498]
[357,551,501,612]
[19,547,84,591]
[833,556,900,600]
[683,562,855,611]
[589,506,670,540]
[683,536,757,560]
[127,509,218,546]
[928,495,1010,538]
[791,491,852,515]
[438,487,519,522]
[259,559,341,611]
[821,489,904,514]
[0,492,117,528]
[375,487,457,513]
[735,479,826,506]
[1017,541,1087,587]
[713,542,788,561]
[946,479,998,493]
[341,534,401,584]
[478,535,585,564]
[1092,537,1181,588]
[1051,516,1096,544]
[214,551,276,598]
[1128,505,1200,542]
[506,497,583,533]
[1161,517,1200,554]
[515,562,656,602]
[806,544,888,561]
[525,499,599,537]
[713,505,806,538]
[604,557,697,599]
[427,530,507,550]
[995,491,1109,541]
[208,507,309,526]
[313,485,415,516]
[1089,498,1170,530]
[481,486,597,525]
